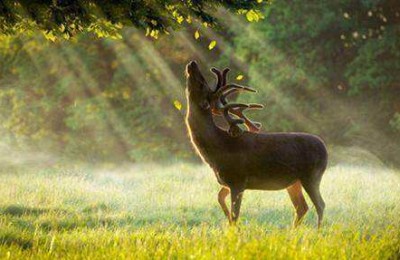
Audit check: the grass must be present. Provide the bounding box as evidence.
[0,162,399,259]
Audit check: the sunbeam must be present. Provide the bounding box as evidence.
[0,1,399,258]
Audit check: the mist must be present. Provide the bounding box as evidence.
[0,0,399,258]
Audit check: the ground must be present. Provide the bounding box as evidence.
[0,163,399,259]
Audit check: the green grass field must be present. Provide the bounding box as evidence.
[0,163,399,259]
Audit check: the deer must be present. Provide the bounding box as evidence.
[184,60,328,228]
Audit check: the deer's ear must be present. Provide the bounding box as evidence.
[199,100,210,110]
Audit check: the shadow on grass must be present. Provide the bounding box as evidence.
[0,205,53,217]
[0,232,33,250]
[1,203,330,233]
[31,206,302,232]
[36,208,220,232]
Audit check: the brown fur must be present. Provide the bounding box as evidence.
[185,61,328,227]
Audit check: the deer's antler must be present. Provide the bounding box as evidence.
[210,67,263,136]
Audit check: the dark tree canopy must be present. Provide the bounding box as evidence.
[0,0,265,38]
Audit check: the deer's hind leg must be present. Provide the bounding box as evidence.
[301,177,325,228]
[287,180,309,227]
[218,186,231,223]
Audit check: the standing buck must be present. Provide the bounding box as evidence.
[185,61,328,227]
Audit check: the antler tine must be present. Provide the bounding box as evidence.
[220,88,261,105]
[220,103,263,135]
[229,108,262,133]
[221,68,230,87]
[209,66,264,136]
[223,103,249,110]
[219,88,236,105]
[222,103,247,137]
[226,103,263,132]
[215,83,257,97]
[245,103,264,110]
[211,67,223,91]
[223,103,249,123]
[223,111,245,125]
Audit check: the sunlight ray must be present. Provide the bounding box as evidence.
[218,13,397,145]
[58,43,134,157]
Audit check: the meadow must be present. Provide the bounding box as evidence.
[0,162,399,259]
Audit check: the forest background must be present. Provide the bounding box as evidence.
[0,0,399,167]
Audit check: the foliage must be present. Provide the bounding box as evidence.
[0,163,399,258]
[0,0,266,39]
[230,0,400,166]
[0,32,193,162]
[0,0,399,166]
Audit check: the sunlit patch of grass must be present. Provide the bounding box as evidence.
[0,163,399,258]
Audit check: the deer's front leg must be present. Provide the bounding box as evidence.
[230,187,244,224]
[218,187,231,223]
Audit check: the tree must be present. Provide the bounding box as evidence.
[0,31,197,162]
[0,0,266,39]
[231,0,400,166]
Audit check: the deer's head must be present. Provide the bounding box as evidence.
[185,60,264,136]
[186,60,211,111]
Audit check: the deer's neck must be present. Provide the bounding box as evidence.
[185,101,224,161]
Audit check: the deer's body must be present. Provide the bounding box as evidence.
[185,61,327,227]
[187,103,327,191]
